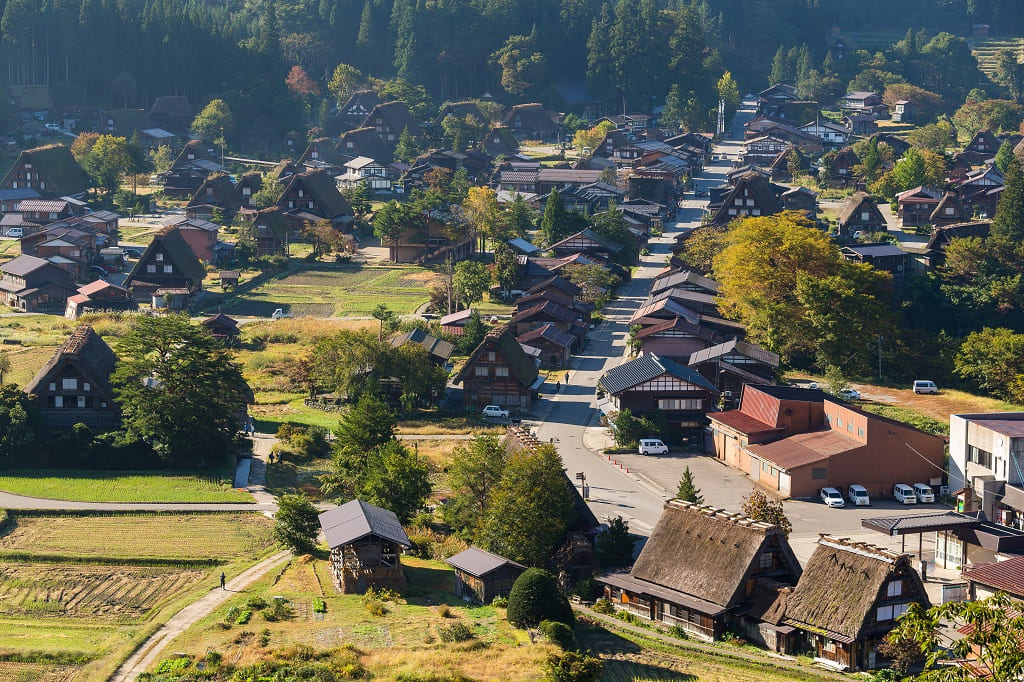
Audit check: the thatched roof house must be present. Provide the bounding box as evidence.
[600,500,801,642]
[780,535,930,671]
[0,145,91,198]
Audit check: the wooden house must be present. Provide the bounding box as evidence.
[756,84,800,118]
[276,170,354,231]
[21,225,98,280]
[798,120,850,147]
[160,140,225,199]
[123,227,206,301]
[825,147,861,188]
[23,325,119,429]
[511,300,582,340]
[434,101,486,128]
[836,192,885,236]
[689,339,780,396]
[445,547,525,604]
[454,325,541,413]
[186,174,242,222]
[710,172,783,226]
[64,279,135,319]
[390,328,454,367]
[440,308,474,336]
[319,499,412,594]
[896,186,941,226]
[386,215,473,264]
[768,146,810,181]
[201,313,240,342]
[479,126,519,157]
[362,101,420,146]
[599,352,719,439]
[517,324,574,368]
[635,316,716,360]
[780,187,817,216]
[962,553,1024,601]
[299,137,349,175]
[501,103,559,140]
[337,156,393,192]
[600,501,802,643]
[780,536,930,671]
[247,207,290,257]
[147,95,193,134]
[651,270,718,297]
[237,172,263,210]
[891,99,915,123]
[548,228,623,261]
[330,90,381,135]
[930,192,968,226]
[0,145,91,198]
[101,108,151,137]
[840,243,908,282]
[0,254,75,311]
[841,91,885,115]
[338,127,391,162]
[922,220,990,269]
[963,129,1000,158]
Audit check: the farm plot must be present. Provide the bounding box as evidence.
[0,661,81,682]
[216,265,439,317]
[0,470,251,504]
[0,563,204,621]
[0,513,274,560]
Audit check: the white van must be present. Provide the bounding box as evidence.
[638,439,668,455]
[847,484,871,506]
[913,483,935,503]
[893,483,917,504]
[913,380,938,394]
[6,227,23,238]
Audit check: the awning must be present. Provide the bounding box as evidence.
[862,512,981,537]
[529,376,546,390]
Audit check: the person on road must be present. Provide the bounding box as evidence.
[564,372,570,384]
[220,572,226,590]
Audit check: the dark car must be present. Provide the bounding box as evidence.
[123,247,142,259]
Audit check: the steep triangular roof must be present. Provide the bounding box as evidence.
[930,192,967,223]
[837,192,883,226]
[24,325,118,401]
[278,171,353,219]
[125,227,206,286]
[454,324,538,387]
[187,174,242,214]
[171,140,217,171]
[1,145,91,197]
[711,172,783,225]
[338,127,391,162]
[361,101,420,140]
[434,100,486,127]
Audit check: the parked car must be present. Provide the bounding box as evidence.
[5,227,23,238]
[837,388,861,401]
[806,381,819,390]
[913,380,938,394]
[847,484,870,506]
[638,438,668,455]
[913,483,935,503]
[481,405,509,419]
[270,308,293,320]
[88,265,107,279]
[893,483,918,504]
[123,247,142,259]
[44,122,61,132]
[820,487,845,508]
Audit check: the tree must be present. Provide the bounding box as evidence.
[285,65,320,97]
[824,365,849,396]
[677,226,726,274]
[477,444,576,566]
[491,32,547,97]
[564,263,618,308]
[443,435,507,536]
[996,139,1016,174]
[660,84,685,129]
[505,193,537,237]
[905,121,954,153]
[886,593,1024,681]
[111,315,248,467]
[741,489,792,535]
[594,516,635,567]
[717,70,740,121]
[80,134,133,196]
[372,303,396,342]
[954,328,1024,401]
[540,188,569,246]
[890,148,927,191]
[273,493,320,555]
[462,186,504,250]
[543,651,603,682]
[611,408,641,447]
[492,243,519,294]
[373,200,420,262]
[507,568,574,627]
[953,98,1024,140]
[332,392,395,458]
[191,99,236,141]
[676,466,703,503]
[994,48,1024,103]
[0,383,41,458]
[992,153,1024,245]
[453,261,490,307]
[357,440,431,523]
[572,121,614,155]
[0,351,12,384]
[393,127,420,163]
[148,145,174,174]
[881,83,945,121]
[327,63,362,104]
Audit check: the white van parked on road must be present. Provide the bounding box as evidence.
[913,483,935,503]
[893,483,917,504]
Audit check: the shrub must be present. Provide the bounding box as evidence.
[507,568,574,628]
[668,624,689,640]
[438,621,474,642]
[364,599,387,616]
[246,596,268,609]
[204,651,222,666]
[312,598,326,614]
[490,596,508,608]
[542,651,603,682]
[154,656,191,674]
[262,597,292,622]
[259,628,271,647]
[614,610,640,625]
[591,598,615,615]
[236,608,252,625]
[436,603,451,618]
[224,605,240,622]
[539,620,574,649]
[572,577,601,601]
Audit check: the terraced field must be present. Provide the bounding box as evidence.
[973,37,1024,76]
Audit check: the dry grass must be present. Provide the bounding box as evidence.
[0,661,81,682]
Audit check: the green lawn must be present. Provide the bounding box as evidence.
[212,264,439,317]
[0,470,252,503]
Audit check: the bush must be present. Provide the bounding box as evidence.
[591,598,615,615]
[312,597,326,613]
[668,624,689,640]
[262,598,291,622]
[542,651,603,682]
[153,657,191,674]
[224,605,240,623]
[436,603,451,618]
[259,628,271,646]
[507,568,574,628]
[246,596,268,609]
[572,577,601,602]
[614,610,640,625]
[490,595,508,608]
[364,599,387,616]
[438,621,474,642]
[236,608,252,625]
[539,620,574,649]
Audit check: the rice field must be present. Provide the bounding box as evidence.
[0,513,274,560]
[0,470,252,504]
[0,661,82,682]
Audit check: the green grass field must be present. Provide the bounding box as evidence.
[0,511,277,681]
[213,264,439,317]
[0,470,252,503]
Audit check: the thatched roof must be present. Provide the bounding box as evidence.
[278,171,353,220]
[783,535,929,642]
[711,172,782,225]
[362,101,420,139]
[338,127,391,162]
[125,227,206,286]
[251,207,290,239]
[435,101,487,127]
[149,95,193,120]
[187,174,242,214]
[836,192,883,226]
[2,145,91,197]
[24,325,118,402]
[502,103,559,136]
[454,324,538,387]
[629,500,801,609]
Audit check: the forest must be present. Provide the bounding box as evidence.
[0,0,1022,139]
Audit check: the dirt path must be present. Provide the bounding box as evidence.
[110,550,291,682]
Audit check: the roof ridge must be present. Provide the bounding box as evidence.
[817,534,902,563]
[666,499,776,532]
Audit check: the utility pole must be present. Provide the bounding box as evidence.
[878,335,883,379]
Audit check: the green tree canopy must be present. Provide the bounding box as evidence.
[507,568,574,627]
[453,260,491,307]
[192,99,236,140]
[356,439,431,523]
[443,435,508,537]
[273,493,321,555]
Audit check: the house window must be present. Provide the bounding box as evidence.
[54,395,63,408]
[762,461,771,473]
[836,418,843,428]
[822,640,837,653]
[487,352,496,361]
[968,445,993,469]
[886,580,903,598]
[945,207,954,215]
[298,189,304,197]
[48,382,55,391]
[847,422,853,433]
[759,552,774,569]
[657,398,703,410]
[77,396,86,408]
[62,378,77,390]
[812,467,828,480]
[156,253,163,261]
[861,212,870,221]
[838,167,847,174]
[163,265,173,273]
[83,382,90,391]
[734,199,743,206]
[495,367,509,377]
[876,603,909,621]
[474,367,489,377]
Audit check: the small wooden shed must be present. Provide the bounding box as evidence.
[445,546,526,604]
[319,499,411,594]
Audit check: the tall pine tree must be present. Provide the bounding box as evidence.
[541,188,568,246]
[992,153,1024,245]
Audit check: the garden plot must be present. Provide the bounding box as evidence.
[0,563,204,621]
[0,661,81,682]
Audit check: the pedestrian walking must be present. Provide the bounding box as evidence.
[555,380,561,391]
[220,572,226,590]
[564,372,570,384]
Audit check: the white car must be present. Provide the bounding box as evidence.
[913,483,935,503]
[847,484,870,506]
[481,405,509,419]
[638,439,668,455]
[893,483,917,504]
[820,487,845,508]
[837,389,861,401]
[807,381,819,390]
[44,122,61,132]
[270,308,293,320]
[913,380,938,394]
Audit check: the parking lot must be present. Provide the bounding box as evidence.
[613,449,960,599]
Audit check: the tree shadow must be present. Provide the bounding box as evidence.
[575,622,697,681]
[402,562,465,607]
